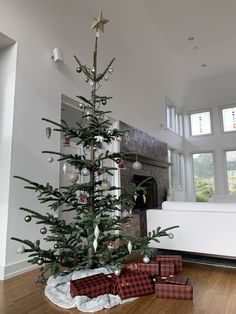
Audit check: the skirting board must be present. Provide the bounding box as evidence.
[0,259,38,280]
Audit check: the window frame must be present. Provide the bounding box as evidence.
[168,147,185,190]
[166,97,183,136]
[220,104,236,134]
[188,109,213,137]
[224,149,236,195]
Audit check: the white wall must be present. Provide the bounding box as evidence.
[183,71,236,200]
[0,0,188,278]
[0,42,17,279]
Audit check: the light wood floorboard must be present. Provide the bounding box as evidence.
[0,263,236,314]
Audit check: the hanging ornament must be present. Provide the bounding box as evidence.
[40,227,47,235]
[85,77,89,83]
[45,127,51,139]
[114,268,121,276]
[93,238,98,252]
[101,179,111,191]
[17,245,25,254]
[37,258,44,265]
[79,102,84,109]
[91,67,96,73]
[81,167,90,176]
[94,224,100,239]
[107,242,114,251]
[54,244,59,250]
[118,160,125,170]
[132,157,142,170]
[76,66,82,73]
[101,99,107,105]
[35,190,42,198]
[143,256,150,264]
[94,135,104,143]
[89,81,94,87]
[116,136,122,142]
[143,194,147,204]
[133,193,138,201]
[127,241,132,254]
[168,233,174,239]
[62,163,67,173]
[108,67,113,74]
[48,155,54,163]
[68,172,79,183]
[63,137,70,147]
[24,215,32,223]
[107,129,113,135]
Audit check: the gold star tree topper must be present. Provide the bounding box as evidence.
[91,10,109,33]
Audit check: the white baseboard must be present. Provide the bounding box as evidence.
[0,259,38,280]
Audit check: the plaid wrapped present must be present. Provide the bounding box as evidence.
[155,276,193,300]
[70,273,111,299]
[166,275,187,285]
[137,262,159,276]
[155,255,182,275]
[160,262,175,277]
[112,271,154,300]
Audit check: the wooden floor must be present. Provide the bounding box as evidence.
[1,263,236,314]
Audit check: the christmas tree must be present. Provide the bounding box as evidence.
[12,11,178,283]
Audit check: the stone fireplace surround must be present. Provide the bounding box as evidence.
[119,121,170,237]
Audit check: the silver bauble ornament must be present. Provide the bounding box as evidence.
[76,66,82,73]
[101,180,111,191]
[85,77,89,83]
[37,258,44,265]
[127,240,132,254]
[101,99,107,105]
[40,227,47,235]
[48,156,54,163]
[108,67,113,74]
[143,256,150,263]
[114,268,121,276]
[91,67,95,73]
[168,233,174,239]
[132,161,142,170]
[24,215,32,222]
[68,172,79,183]
[17,245,25,254]
[81,167,90,176]
[54,244,59,249]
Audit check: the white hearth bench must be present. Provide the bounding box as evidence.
[147,201,236,258]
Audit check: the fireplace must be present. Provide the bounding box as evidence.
[133,175,158,211]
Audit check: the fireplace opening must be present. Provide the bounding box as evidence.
[133,175,158,210]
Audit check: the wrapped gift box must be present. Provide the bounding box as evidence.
[155,276,193,300]
[160,262,175,277]
[155,255,182,275]
[137,262,159,276]
[112,271,154,300]
[70,273,111,299]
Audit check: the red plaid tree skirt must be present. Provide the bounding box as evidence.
[70,273,111,299]
[155,255,182,275]
[155,277,193,300]
[137,262,159,275]
[111,271,154,300]
[160,262,175,277]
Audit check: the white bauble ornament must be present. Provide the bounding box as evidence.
[132,161,142,170]
[48,156,54,163]
[101,180,111,191]
[81,167,90,176]
[143,256,150,263]
[127,240,132,254]
[168,233,174,239]
[62,163,67,173]
[93,238,98,252]
[107,242,114,250]
[114,268,121,276]
[40,227,47,235]
[94,225,100,239]
[37,258,44,265]
[17,245,25,254]
[36,190,42,198]
[68,172,79,183]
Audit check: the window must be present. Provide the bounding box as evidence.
[166,98,183,136]
[168,149,185,189]
[192,152,215,202]
[225,150,236,195]
[190,111,212,136]
[221,105,236,132]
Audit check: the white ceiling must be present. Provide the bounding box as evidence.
[142,0,236,80]
[0,32,15,49]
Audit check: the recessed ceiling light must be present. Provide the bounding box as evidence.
[201,64,207,68]
[188,36,195,41]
